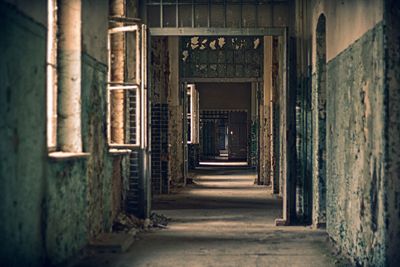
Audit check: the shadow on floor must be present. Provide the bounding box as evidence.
[73,166,349,267]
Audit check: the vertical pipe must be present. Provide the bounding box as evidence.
[57,0,82,152]
[110,0,125,144]
[176,0,179,28]
[191,0,195,28]
[207,0,211,28]
[224,0,227,28]
[160,0,163,28]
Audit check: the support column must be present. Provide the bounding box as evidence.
[109,0,125,144]
[276,32,296,226]
[250,83,258,167]
[109,0,125,219]
[167,37,184,186]
[263,36,273,186]
[57,0,82,152]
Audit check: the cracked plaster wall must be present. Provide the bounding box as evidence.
[307,1,392,265]
[0,1,125,266]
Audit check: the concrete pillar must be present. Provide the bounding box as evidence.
[57,0,82,152]
[276,32,296,226]
[109,0,125,144]
[168,36,184,186]
[263,36,273,186]
[312,14,327,228]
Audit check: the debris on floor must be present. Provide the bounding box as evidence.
[112,212,170,233]
[150,212,170,228]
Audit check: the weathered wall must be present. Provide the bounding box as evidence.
[46,1,116,264]
[0,1,125,266]
[325,23,386,266]
[305,1,390,265]
[384,0,400,265]
[296,0,398,264]
[310,0,383,67]
[0,3,47,266]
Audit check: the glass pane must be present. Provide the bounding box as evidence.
[257,4,272,27]
[179,5,192,27]
[163,5,176,27]
[194,4,208,27]
[226,4,240,27]
[242,4,257,27]
[148,5,161,27]
[210,4,224,27]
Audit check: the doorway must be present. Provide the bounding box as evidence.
[196,82,251,163]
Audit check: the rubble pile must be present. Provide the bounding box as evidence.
[150,212,170,228]
[112,212,170,233]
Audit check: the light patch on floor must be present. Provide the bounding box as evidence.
[73,167,348,267]
[199,161,248,166]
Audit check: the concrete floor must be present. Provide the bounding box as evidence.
[74,166,348,267]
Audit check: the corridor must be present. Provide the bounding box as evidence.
[1,0,400,266]
[74,166,342,267]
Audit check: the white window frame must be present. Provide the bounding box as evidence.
[107,23,147,149]
[47,0,57,150]
[187,84,199,144]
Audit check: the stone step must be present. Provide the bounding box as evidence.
[88,233,136,253]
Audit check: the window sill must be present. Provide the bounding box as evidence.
[108,148,132,156]
[108,144,140,149]
[48,151,90,161]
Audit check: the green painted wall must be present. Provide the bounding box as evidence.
[45,54,113,266]
[325,22,386,266]
[0,4,47,266]
[0,2,117,266]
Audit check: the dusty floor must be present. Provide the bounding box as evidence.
[73,166,348,267]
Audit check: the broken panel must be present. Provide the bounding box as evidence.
[181,36,263,79]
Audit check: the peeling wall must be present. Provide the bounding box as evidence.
[301,1,394,264]
[296,0,398,264]
[384,0,400,265]
[0,1,126,266]
[0,4,47,265]
[325,23,386,266]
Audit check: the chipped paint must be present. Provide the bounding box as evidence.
[254,38,260,49]
[182,50,189,62]
[190,36,199,50]
[209,40,217,50]
[218,37,225,48]
[325,22,386,266]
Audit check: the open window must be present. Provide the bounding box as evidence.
[47,0,57,150]
[107,21,147,149]
[187,84,199,144]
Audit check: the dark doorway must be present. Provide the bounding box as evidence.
[197,82,251,162]
[228,111,248,160]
